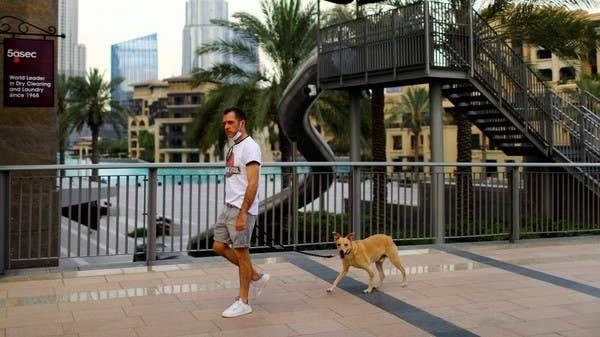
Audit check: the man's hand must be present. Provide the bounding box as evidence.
[236,212,248,231]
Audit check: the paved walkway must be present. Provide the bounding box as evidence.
[1,237,600,337]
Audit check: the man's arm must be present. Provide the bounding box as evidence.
[235,162,260,231]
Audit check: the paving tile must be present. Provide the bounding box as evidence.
[6,287,55,298]
[0,279,63,290]
[141,310,200,326]
[211,312,272,331]
[265,308,341,325]
[72,307,127,321]
[4,323,63,337]
[445,311,522,329]
[563,312,600,329]
[5,303,58,317]
[104,271,166,283]
[505,306,578,321]
[509,295,587,308]
[335,311,401,329]
[128,293,181,306]
[287,319,347,335]
[503,317,580,336]
[466,325,522,337]
[62,317,145,334]
[210,324,297,337]
[364,322,432,337]
[0,311,74,329]
[61,276,108,286]
[117,278,165,289]
[123,301,197,316]
[258,298,316,313]
[453,300,526,314]
[78,328,138,337]
[557,328,600,337]
[559,301,600,314]
[58,298,132,312]
[403,294,472,308]
[54,282,124,295]
[134,321,219,337]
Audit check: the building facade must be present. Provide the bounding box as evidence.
[182,0,230,73]
[128,76,218,163]
[525,12,600,88]
[57,0,86,78]
[111,33,159,104]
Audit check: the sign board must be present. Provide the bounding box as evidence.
[3,38,54,107]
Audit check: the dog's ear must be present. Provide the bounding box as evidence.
[332,232,340,241]
[346,232,354,241]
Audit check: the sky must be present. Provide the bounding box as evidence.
[79,0,268,80]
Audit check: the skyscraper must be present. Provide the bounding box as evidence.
[58,0,86,77]
[181,0,230,73]
[111,34,159,104]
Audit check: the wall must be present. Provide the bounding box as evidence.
[0,0,60,268]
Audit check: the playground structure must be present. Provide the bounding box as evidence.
[277,0,600,240]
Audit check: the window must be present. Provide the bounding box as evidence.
[471,134,481,149]
[559,67,576,81]
[538,69,552,81]
[536,49,552,59]
[393,136,403,150]
[410,135,416,149]
[485,160,497,177]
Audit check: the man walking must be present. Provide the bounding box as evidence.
[213,107,270,318]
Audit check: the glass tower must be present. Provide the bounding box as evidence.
[111,34,159,103]
[181,0,229,73]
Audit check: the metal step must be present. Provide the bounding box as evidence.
[446,104,496,113]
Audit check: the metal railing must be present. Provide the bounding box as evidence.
[317,0,600,197]
[2,162,600,271]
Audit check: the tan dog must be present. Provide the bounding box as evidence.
[327,232,408,294]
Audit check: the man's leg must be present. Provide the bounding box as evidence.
[233,247,253,303]
[213,241,260,282]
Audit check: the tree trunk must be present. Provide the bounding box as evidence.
[278,121,292,188]
[455,112,472,224]
[59,139,66,177]
[91,127,100,181]
[371,87,387,228]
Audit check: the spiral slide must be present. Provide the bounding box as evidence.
[258,49,336,213]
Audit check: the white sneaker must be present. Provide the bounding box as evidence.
[249,273,270,299]
[222,299,252,318]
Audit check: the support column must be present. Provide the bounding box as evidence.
[0,171,7,274]
[430,82,445,244]
[350,90,362,239]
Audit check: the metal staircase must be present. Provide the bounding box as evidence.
[438,8,600,193]
[316,1,600,194]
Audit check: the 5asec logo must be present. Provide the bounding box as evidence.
[6,49,38,63]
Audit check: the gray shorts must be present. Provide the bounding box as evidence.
[213,204,256,248]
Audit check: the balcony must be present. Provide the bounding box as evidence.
[318,0,472,89]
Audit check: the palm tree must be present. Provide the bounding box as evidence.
[188,0,318,167]
[68,68,128,179]
[390,87,430,171]
[57,74,72,175]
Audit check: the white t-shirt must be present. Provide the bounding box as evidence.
[224,136,261,215]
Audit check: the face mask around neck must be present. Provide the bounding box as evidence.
[231,128,242,142]
[230,122,244,142]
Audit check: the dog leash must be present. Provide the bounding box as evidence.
[255,223,336,259]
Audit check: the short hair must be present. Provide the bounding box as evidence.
[223,106,246,121]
